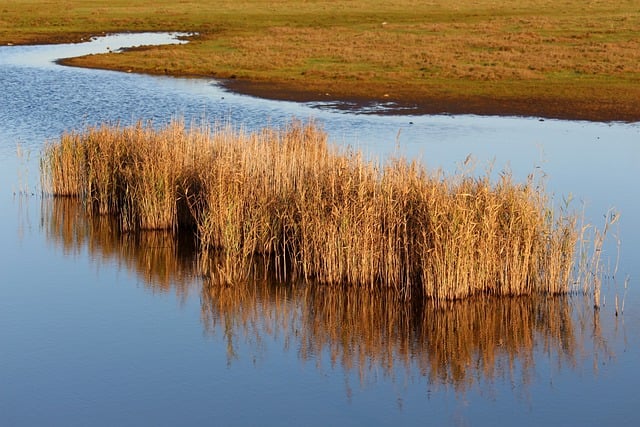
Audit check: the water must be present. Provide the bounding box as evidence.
[1,33,639,426]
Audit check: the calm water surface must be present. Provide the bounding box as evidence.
[1,33,639,426]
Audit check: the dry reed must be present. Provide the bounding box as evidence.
[41,119,586,300]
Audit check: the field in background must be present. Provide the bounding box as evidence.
[1,0,639,121]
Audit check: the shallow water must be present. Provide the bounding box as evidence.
[1,33,639,426]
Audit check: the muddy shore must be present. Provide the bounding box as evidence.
[43,35,640,123]
[222,79,639,123]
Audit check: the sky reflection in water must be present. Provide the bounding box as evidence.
[0,33,639,426]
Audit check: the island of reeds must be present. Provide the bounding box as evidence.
[41,119,583,301]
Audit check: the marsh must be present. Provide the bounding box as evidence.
[1,34,639,426]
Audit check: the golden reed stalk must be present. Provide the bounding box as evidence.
[41,119,587,300]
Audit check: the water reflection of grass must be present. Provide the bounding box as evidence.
[42,197,199,298]
[42,196,606,393]
[42,120,588,300]
[202,278,583,392]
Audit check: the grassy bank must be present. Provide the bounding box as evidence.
[1,1,638,121]
[41,120,587,300]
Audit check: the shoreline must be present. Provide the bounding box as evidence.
[58,56,640,123]
[221,78,640,123]
[17,33,640,123]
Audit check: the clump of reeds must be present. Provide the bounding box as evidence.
[41,119,587,300]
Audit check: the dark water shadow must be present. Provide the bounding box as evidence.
[42,197,613,394]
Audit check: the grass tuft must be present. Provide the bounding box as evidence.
[41,119,600,300]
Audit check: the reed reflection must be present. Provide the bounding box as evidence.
[43,197,605,392]
[201,276,586,391]
[42,197,199,298]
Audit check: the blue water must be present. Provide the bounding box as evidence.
[1,33,639,426]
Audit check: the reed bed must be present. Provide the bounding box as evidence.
[41,119,582,300]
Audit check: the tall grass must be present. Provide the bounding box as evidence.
[41,119,585,300]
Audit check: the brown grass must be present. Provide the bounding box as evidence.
[41,119,587,300]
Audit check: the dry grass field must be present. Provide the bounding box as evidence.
[1,0,638,120]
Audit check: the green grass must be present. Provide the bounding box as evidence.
[2,0,639,120]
